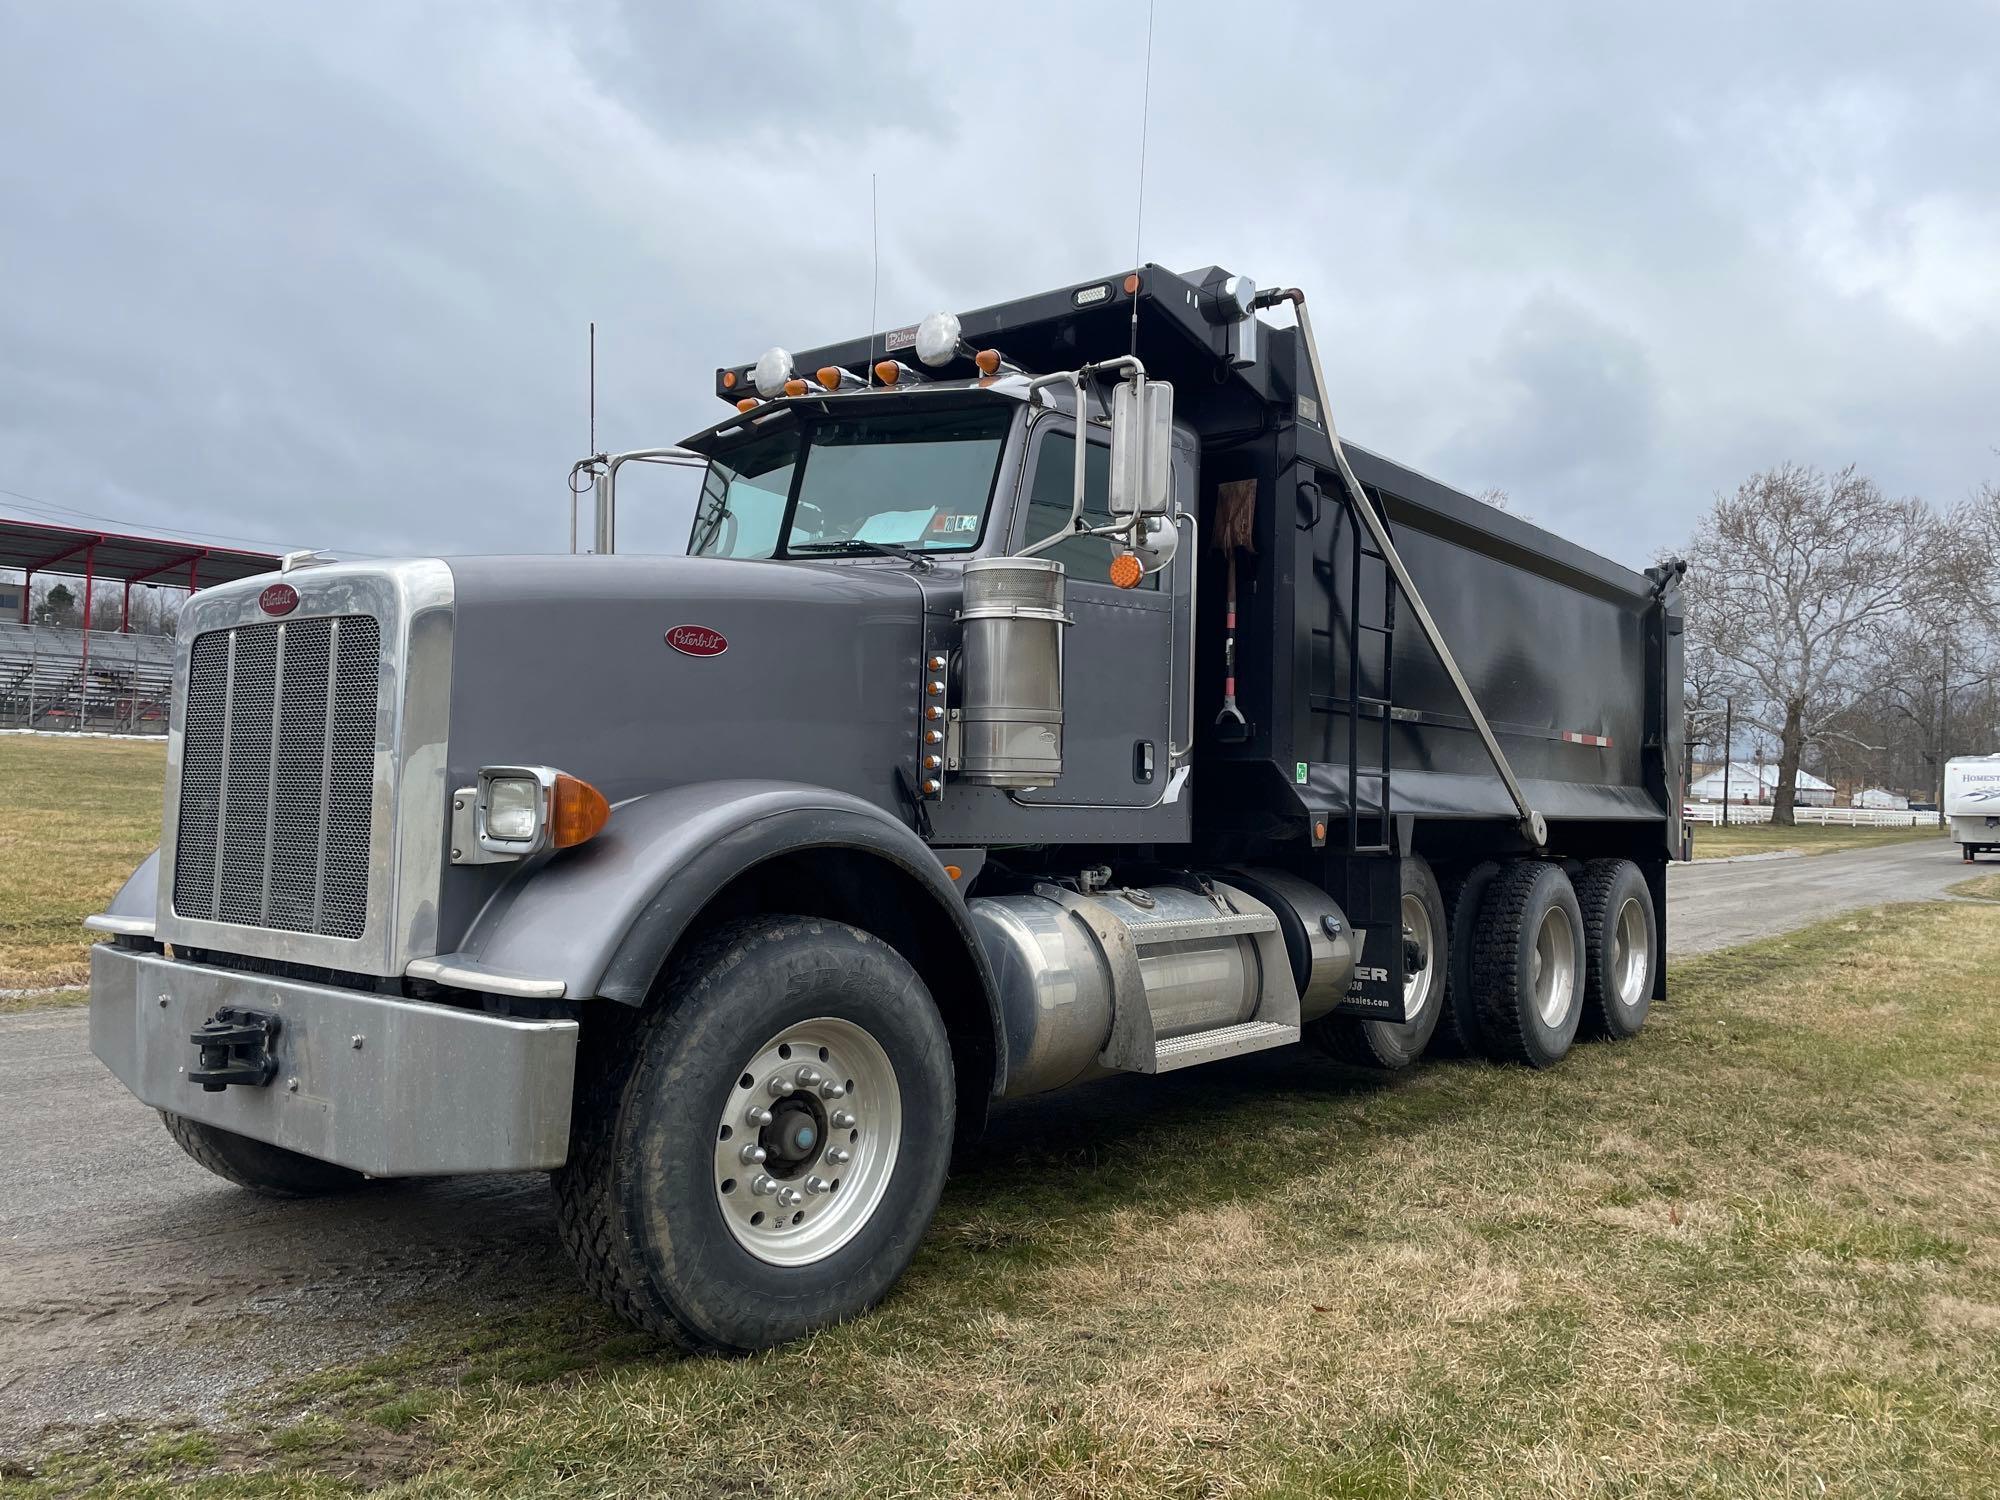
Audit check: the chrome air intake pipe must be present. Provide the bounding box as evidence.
[956,557,1068,789]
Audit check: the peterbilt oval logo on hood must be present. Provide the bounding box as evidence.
[665,624,728,657]
[259,583,300,616]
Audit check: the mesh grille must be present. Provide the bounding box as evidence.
[172,615,380,937]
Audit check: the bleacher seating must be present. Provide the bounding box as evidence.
[0,622,176,733]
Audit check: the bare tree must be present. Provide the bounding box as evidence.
[1680,464,1942,824]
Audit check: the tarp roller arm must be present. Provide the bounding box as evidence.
[1258,287,1548,849]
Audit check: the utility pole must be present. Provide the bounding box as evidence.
[1720,697,1734,825]
[1937,635,1949,810]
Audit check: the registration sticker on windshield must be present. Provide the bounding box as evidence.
[930,512,979,535]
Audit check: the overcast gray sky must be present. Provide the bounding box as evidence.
[2,1,1995,571]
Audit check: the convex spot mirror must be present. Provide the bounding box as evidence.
[1109,376,1174,517]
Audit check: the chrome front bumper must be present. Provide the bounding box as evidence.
[89,944,578,1176]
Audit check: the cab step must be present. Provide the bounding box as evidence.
[1152,1019,1300,1072]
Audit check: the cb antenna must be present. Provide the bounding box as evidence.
[588,320,597,454]
[1130,0,1155,356]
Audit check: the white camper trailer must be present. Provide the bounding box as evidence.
[1944,754,2000,862]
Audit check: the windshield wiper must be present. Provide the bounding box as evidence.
[790,539,936,571]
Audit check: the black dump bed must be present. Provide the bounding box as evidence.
[734,263,1684,861]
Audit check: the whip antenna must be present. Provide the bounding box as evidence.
[869,172,880,387]
[1131,0,1154,354]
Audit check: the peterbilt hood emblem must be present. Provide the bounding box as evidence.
[665,624,728,657]
[258,582,299,616]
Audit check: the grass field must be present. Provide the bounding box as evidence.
[1689,821,1941,861]
[13,897,1998,1499]
[1950,869,2000,901]
[0,735,164,991]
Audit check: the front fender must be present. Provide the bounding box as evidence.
[96,849,162,927]
[452,779,1002,1073]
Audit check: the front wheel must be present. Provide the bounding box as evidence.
[553,916,955,1351]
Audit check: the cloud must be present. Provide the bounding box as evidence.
[0,0,1994,571]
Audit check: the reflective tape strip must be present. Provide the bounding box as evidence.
[1560,730,1614,747]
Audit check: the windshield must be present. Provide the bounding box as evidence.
[689,404,1013,559]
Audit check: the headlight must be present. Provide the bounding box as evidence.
[458,765,612,863]
[484,776,541,842]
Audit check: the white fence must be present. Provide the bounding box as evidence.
[1683,802,1940,828]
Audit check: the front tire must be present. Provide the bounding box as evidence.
[1471,861,1586,1069]
[160,1113,370,1198]
[1309,855,1447,1070]
[553,916,955,1351]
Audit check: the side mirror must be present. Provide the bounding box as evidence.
[1109,377,1174,517]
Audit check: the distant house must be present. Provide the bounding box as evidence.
[1687,761,1835,806]
[1852,787,1910,811]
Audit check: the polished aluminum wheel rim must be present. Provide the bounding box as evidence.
[1610,896,1649,1008]
[1400,891,1436,1022]
[713,1016,901,1268]
[1530,904,1577,1028]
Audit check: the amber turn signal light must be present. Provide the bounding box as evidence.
[973,348,1002,375]
[549,773,611,850]
[783,377,808,397]
[817,367,843,390]
[1108,554,1144,590]
[735,397,758,412]
[722,370,738,389]
[874,360,900,385]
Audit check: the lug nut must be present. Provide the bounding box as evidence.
[750,1174,777,1197]
[805,1175,830,1195]
[739,1143,768,1165]
[819,1081,847,1100]
[794,1065,823,1088]
[767,1074,793,1098]
[777,1187,804,1208]
[825,1147,851,1165]
[745,1104,773,1127]
[831,1110,856,1130]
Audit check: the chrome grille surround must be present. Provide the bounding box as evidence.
[155,561,454,975]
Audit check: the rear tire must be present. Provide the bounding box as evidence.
[1575,858,1655,1039]
[160,1112,370,1198]
[552,916,954,1352]
[1309,856,1446,1070]
[1471,861,1585,1069]
[1432,860,1501,1055]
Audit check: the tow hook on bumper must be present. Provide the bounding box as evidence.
[189,1006,282,1092]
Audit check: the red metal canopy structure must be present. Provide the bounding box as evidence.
[2,518,282,712]
[1,516,281,630]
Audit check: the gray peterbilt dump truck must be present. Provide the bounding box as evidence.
[86,263,1685,1351]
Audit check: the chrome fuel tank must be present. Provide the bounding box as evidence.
[970,878,1292,1098]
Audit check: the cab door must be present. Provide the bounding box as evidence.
[1003,415,1182,810]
